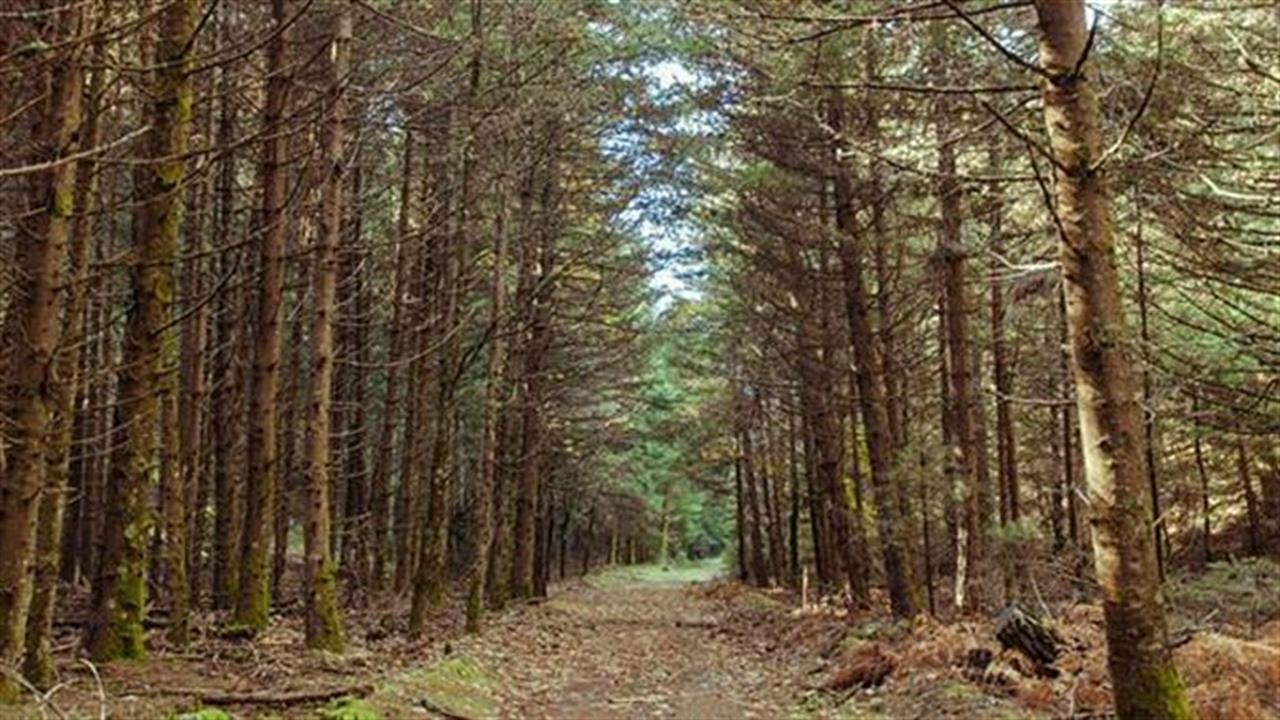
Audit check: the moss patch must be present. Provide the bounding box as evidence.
[172,709,232,720]
[316,696,381,720]
[372,654,496,720]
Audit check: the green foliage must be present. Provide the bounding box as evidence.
[598,304,734,562]
[1168,557,1280,627]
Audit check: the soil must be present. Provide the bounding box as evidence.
[467,565,796,719]
[6,557,1277,719]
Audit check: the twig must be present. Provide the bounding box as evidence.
[0,126,150,179]
[940,0,1050,81]
[1091,4,1163,172]
[79,659,107,720]
[1,666,69,720]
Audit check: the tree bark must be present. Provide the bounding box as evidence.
[738,422,770,586]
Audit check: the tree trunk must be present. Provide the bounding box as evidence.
[787,408,801,585]
[468,57,504,631]
[1237,434,1261,557]
[237,0,293,632]
[936,102,983,614]
[1134,201,1166,579]
[181,91,214,608]
[0,2,84,696]
[739,424,770,586]
[301,6,350,652]
[512,147,556,602]
[341,167,371,589]
[210,9,244,609]
[1031,3,1192,716]
[829,96,920,618]
[1191,394,1212,568]
[24,13,99,685]
[369,134,414,592]
[89,0,195,661]
[988,154,1022,598]
[734,451,748,582]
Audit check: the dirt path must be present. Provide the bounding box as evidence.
[435,563,798,719]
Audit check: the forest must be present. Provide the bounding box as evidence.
[0,1,1276,718]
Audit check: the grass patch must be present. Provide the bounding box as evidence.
[591,557,725,588]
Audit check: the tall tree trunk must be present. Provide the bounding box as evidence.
[988,153,1022,598]
[512,146,557,601]
[1134,200,1166,579]
[739,423,770,586]
[936,99,983,614]
[413,197,461,618]
[1237,433,1261,557]
[0,2,85,696]
[341,166,371,589]
[181,91,214,608]
[237,0,293,632]
[1191,394,1212,568]
[370,134,414,592]
[468,59,504,631]
[1032,3,1192,716]
[829,97,920,618]
[210,11,244,608]
[160,335,188,646]
[273,286,306,596]
[487,345,521,609]
[301,6,350,652]
[89,0,195,661]
[734,451,748,582]
[787,408,801,585]
[802,412,831,587]
[759,401,787,585]
[25,12,99,685]
[1057,292,1081,552]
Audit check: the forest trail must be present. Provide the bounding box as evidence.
[411,561,796,719]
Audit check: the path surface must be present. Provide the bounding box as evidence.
[453,563,797,719]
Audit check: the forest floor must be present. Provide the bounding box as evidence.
[6,557,1280,719]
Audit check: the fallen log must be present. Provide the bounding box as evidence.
[131,682,374,707]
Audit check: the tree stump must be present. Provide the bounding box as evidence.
[995,603,1061,677]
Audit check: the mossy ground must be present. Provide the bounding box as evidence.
[369,654,496,720]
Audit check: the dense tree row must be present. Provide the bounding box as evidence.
[0,0,699,700]
[662,1,1278,717]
